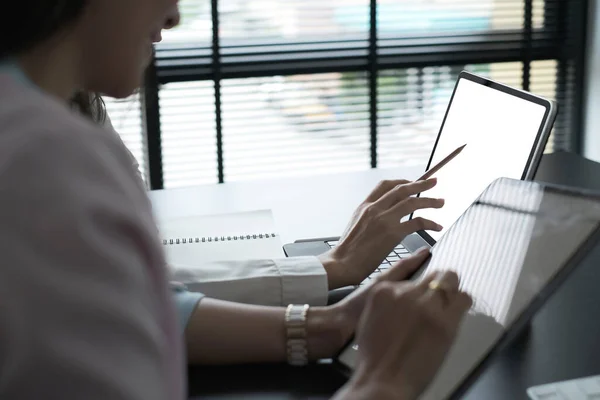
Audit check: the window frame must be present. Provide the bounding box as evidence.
[142,0,588,190]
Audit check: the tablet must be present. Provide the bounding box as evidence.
[411,71,557,244]
[334,177,600,400]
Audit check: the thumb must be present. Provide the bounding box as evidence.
[381,247,430,282]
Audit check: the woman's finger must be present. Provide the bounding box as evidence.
[390,196,445,219]
[419,270,460,293]
[419,270,461,309]
[374,179,437,210]
[398,217,443,236]
[446,291,473,321]
[364,179,411,203]
[380,248,430,282]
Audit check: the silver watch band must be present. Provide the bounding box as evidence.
[285,304,309,366]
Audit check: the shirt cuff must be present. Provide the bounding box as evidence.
[172,285,204,333]
[273,256,328,306]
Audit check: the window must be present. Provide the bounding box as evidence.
[105,0,588,189]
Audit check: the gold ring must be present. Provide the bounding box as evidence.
[428,280,450,304]
[428,280,445,291]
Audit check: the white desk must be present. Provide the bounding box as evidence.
[149,166,424,244]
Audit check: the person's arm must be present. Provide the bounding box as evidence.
[184,297,346,365]
[0,124,182,399]
[171,257,329,306]
[175,178,445,310]
[181,250,432,366]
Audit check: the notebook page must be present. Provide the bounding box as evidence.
[158,210,285,266]
[157,209,278,239]
[163,235,285,264]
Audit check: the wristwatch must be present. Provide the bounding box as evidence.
[285,304,310,366]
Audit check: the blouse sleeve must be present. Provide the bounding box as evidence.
[171,283,205,333]
[171,256,328,307]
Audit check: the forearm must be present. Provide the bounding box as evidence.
[185,298,286,364]
[184,298,346,365]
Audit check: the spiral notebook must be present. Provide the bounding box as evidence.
[158,210,285,266]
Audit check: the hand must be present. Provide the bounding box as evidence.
[318,178,444,289]
[339,270,472,400]
[307,249,431,361]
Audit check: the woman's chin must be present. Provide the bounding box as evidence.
[102,76,143,100]
[104,53,152,99]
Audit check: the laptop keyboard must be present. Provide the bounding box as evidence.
[324,240,412,286]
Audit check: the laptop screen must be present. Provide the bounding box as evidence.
[412,76,549,242]
[337,178,600,399]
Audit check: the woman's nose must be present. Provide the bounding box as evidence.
[164,5,181,30]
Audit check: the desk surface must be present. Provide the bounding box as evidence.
[150,152,600,399]
[150,164,424,245]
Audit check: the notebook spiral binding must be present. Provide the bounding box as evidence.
[162,233,277,246]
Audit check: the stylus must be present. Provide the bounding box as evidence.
[418,143,467,181]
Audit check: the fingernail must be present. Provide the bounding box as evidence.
[417,247,430,254]
[438,198,445,205]
[436,224,443,231]
[428,178,437,183]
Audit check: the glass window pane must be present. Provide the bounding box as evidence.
[377,0,538,36]
[219,0,370,43]
[159,81,218,188]
[221,73,371,181]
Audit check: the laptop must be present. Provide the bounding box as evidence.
[283,71,558,298]
[333,177,600,400]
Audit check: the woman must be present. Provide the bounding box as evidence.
[67,6,449,309]
[0,1,472,399]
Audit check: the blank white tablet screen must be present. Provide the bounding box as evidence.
[412,77,548,241]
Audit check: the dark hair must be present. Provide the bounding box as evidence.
[70,91,107,124]
[0,2,106,123]
[0,1,88,59]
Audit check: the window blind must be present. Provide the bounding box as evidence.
[221,73,370,182]
[158,81,217,187]
[102,94,147,180]
[104,0,586,189]
[103,62,561,185]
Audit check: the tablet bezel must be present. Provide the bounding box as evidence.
[414,70,557,247]
[331,180,600,400]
